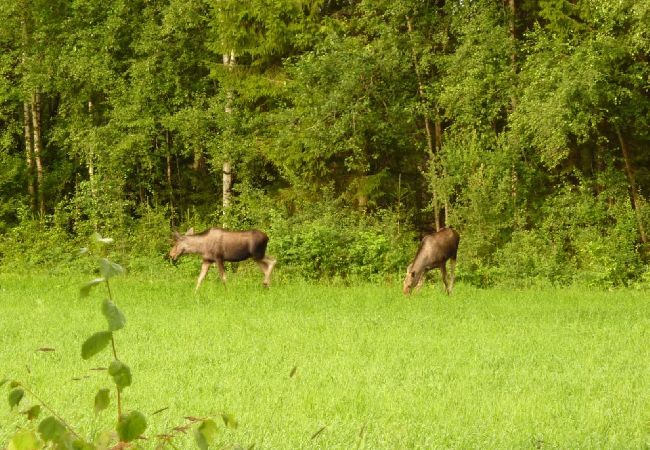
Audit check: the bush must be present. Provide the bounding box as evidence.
[0,206,83,272]
[268,205,415,281]
[490,182,644,287]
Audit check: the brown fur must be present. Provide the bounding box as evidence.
[169,227,277,290]
[403,227,460,295]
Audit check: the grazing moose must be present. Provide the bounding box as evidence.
[403,227,460,295]
[169,227,277,291]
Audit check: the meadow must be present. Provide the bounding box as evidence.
[1,272,649,449]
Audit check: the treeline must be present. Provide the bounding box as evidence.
[0,0,648,286]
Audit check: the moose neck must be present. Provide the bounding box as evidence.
[411,252,429,273]
[184,234,209,254]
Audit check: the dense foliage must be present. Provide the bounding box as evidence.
[0,0,648,286]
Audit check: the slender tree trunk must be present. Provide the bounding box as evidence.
[222,161,232,210]
[166,130,175,226]
[192,150,203,171]
[506,0,521,227]
[21,4,35,212]
[434,119,442,152]
[23,101,36,211]
[87,100,95,186]
[222,51,236,218]
[615,126,647,245]
[407,16,440,230]
[507,0,517,111]
[31,92,44,217]
[406,18,435,157]
[87,99,96,199]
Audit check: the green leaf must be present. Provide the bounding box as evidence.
[194,428,208,450]
[99,259,124,280]
[80,278,105,298]
[94,389,110,414]
[116,410,147,442]
[101,299,126,331]
[221,413,238,429]
[193,419,219,450]
[38,416,67,442]
[71,438,95,450]
[8,388,24,408]
[94,431,113,450]
[8,430,40,450]
[108,360,132,390]
[0,377,8,387]
[25,404,41,420]
[81,332,112,360]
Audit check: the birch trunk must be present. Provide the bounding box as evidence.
[222,51,236,216]
[87,99,96,198]
[166,130,176,226]
[31,92,44,217]
[507,0,517,111]
[21,5,35,211]
[23,101,36,211]
[222,161,232,211]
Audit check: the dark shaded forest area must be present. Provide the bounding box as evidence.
[0,0,648,286]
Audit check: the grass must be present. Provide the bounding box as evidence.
[1,271,649,449]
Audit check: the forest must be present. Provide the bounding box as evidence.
[0,0,649,286]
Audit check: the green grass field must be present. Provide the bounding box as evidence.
[1,272,649,449]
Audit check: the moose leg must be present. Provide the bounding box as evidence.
[196,261,211,291]
[215,258,227,284]
[415,272,426,292]
[448,258,457,293]
[256,256,277,287]
[440,263,450,294]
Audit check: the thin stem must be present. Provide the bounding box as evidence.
[105,278,123,420]
[20,383,82,440]
[110,336,123,419]
[105,278,113,302]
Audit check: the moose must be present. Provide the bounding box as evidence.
[169,227,277,291]
[403,227,460,295]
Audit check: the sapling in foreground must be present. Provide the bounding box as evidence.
[3,234,224,449]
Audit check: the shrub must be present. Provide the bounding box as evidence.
[268,205,415,280]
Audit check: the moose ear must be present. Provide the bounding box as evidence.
[172,231,181,240]
[185,227,194,236]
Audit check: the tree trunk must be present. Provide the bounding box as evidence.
[222,161,233,210]
[87,99,96,198]
[406,18,434,158]
[192,150,204,171]
[507,0,517,111]
[21,4,35,211]
[615,126,647,245]
[406,16,440,231]
[166,130,175,226]
[23,101,36,211]
[87,100,95,186]
[222,51,236,220]
[31,92,44,217]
